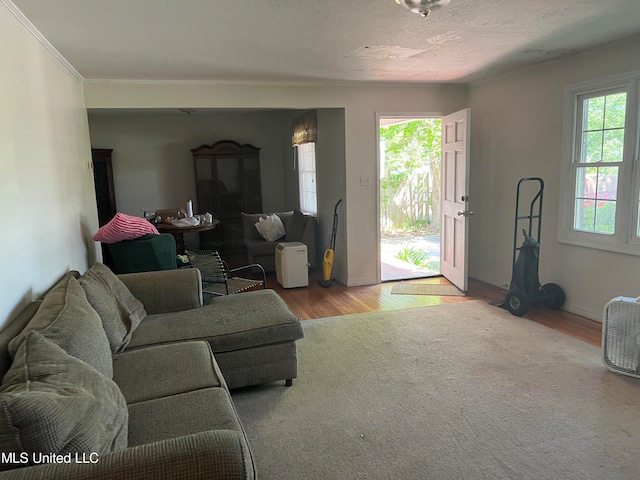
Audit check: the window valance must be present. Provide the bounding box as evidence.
[292,110,317,146]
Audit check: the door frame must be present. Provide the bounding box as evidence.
[375,111,445,284]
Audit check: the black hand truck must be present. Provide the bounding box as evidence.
[503,177,565,316]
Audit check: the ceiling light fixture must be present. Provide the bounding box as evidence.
[395,0,451,18]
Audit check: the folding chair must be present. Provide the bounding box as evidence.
[185,249,266,296]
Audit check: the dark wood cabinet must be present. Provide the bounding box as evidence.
[192,140,262,251]
[91,149,116,226]
[91,148,116,269]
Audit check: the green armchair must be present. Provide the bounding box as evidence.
[107,233,177,274]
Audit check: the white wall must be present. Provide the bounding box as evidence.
[315,109,347,282]
[88,110,291,216]
[277,109,347,276]
[0,3,98,326]
[469,34,640,321]
[88,108,346,266]
[84,82,468,286]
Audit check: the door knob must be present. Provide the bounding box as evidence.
[457,211,474,217]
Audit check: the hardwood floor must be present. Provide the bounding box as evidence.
[263,270,603,348]
[223,252,601,348]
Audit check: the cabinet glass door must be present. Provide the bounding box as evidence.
[217,157,242,216]
[243,156,263,213]
[195,157,215,214]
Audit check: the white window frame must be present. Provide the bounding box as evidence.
[296,142,317,216]
[559,70,640,255]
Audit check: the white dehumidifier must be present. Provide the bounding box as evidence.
[603,296,640,378]
[275,242,309,288]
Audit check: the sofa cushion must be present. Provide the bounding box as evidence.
[117,268,203,315]
[0,300,42,384]
[127,289,303,353]
[127,388,245,447]
[113,341,224,405]
[0,331,128,469]
[79,263,147,353]
[242,211,293,242]
[254,214,286,242]
[8,274,113,378]
[244,239,279,257]
[93,212,159,244]
[285,209,307,241]
[242,213,265,241]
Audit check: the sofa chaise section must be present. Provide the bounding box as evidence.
[121,270,304,389]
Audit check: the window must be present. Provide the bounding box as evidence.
[559,72,640,255]
[297,142,317,216]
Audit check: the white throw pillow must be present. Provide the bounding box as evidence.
[255,214,286,242]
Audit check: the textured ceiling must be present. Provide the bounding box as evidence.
[10,0,640,84]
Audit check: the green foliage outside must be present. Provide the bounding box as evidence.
[576,93,626,234]
[396,247,439,272]
[380,118,442,232]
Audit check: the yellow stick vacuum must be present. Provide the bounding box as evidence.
[320,199,342,288]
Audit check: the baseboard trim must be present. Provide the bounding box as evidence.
[469,273,509,291]
[347,277,377,287]
[470,273,601,322]
[562,303,601,323]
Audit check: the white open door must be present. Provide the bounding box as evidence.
[441,108,471,292]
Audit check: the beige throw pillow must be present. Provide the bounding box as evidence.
[0,331,128,470]
[8,274,113,378]
[79,263,147,353]
[255,214,286,242]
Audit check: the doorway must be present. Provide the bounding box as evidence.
[91,148,116,269]
[378,116,442,282]
[91,149,116,226]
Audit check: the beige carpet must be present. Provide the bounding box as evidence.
[232,300,640,479]
[391,282,464,296]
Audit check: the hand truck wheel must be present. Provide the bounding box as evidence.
[542,283,565,310]
[505,288,530,316]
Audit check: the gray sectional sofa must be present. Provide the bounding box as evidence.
[0,263,304,479]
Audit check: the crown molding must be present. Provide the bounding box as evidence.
[2,0,83,82]
[82,78,465,89]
